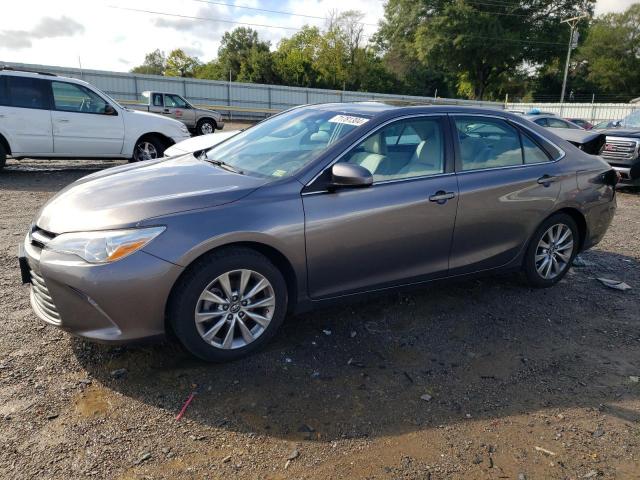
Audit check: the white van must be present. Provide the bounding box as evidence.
[0,68,191,170]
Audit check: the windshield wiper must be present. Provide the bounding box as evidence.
[206,158,245,175]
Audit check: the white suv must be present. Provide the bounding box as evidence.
[0,68,191,170]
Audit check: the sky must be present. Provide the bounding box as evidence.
[0,0,636,72]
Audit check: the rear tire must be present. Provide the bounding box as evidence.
[196,118,216,136]
[168,247,288,362]
[523,213,579,288]
[131,136,165,162]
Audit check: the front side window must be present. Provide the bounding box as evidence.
[52,81,109,114]
[547,117,573,129]
[7,76,50,110]
[340,117,444,182]
[205,107,369,178]
[165,94,189,108]
[455,116,551,170]
[533,117,548,127]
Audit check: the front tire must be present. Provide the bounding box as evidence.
[168,248,288,362]
[0,142,6,171]
[131,136,165,162]
[196,118,216,136]
[523,213,579,288]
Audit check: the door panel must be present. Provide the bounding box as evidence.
[164,94,194,127]
[2,76,53,154]
[51,81,124,155]
[304,175,459,299]
[449,115,561,275]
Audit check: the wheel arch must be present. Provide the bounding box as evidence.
[164,241,299,335]
[0,132,11,155]
[132,132,175,154]
[550,207,587,251]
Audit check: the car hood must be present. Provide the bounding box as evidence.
[36,155,268,233]
[601,128,640,137]
[164,130,240,156]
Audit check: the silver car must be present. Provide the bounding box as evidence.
[20,103,617,362]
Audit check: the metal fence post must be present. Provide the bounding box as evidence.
[268,85,272,110]
[227,81,232,121]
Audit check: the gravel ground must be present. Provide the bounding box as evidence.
[0,157,639,480]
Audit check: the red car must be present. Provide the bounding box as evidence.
[565,118,594,130]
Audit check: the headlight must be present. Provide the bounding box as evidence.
[179,124,189,134]
[46,227,165,264]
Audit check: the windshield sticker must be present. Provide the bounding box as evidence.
[328,114,369,127]
[272,169,287,177]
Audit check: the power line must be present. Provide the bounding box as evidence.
[191,0,378,27]
[109,6,304,32]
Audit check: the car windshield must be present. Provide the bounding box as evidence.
[620,110,640,128]
[204,107,370,178]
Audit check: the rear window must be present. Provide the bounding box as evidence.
[6,76,50,110]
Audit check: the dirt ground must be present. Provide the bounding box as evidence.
[0,156,639,480]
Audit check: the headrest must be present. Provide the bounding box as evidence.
[361,133,386,154]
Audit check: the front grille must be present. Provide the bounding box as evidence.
[30,269,61,324]
[600,137,639,165]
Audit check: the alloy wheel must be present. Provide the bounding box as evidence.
[134,141,158,161]
[535,223,574,280]
[200,122,214,135]
[194,269,275,349]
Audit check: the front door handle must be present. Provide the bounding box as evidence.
[429,190,456,204]
[537,174,558,186]
[163,109,171,113]
[57,119,70,123]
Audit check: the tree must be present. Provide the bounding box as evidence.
[131,49,166,75]
[164,49,200,77]
[216,27,274,83]
[575,4,640,99]
[273,26,322,87]
[377,0,595,100]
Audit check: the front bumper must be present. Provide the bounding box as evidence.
[21,234,183,343]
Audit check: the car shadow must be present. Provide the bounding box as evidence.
[72,248,639,442]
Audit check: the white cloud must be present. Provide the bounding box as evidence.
[0,0,632,71]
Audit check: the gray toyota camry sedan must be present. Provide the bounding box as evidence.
[20,103,617,362]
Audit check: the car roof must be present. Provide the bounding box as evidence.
[0,68,90,87]
[305,102,507,118]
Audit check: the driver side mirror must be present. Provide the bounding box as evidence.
[330,163,373,189]
[104,104,117,116]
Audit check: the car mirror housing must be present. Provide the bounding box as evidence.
[104,104,117,116]
[330,163,373,189]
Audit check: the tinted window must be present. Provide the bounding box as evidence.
[6,76,50,109]
[455,117,522,171]
[0,77,7,106]
[547,117,580,129]
[52,81,109,114]
[152,93,163,106]
[533,118,548,127]
[165,94,188,108]
[341,118,444,182]
[522,133,550,164]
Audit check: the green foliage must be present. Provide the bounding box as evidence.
[131,49,166,75]
[129,3,640,102]
[164,49,200,78]
[576,4,640,97]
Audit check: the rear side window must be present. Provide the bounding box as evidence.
[533,118,548,127]
[454,116,553,171]
[521,133,551,164]
[0,77,7,106]
[455,117,522,170]
[6,76,50,110]
[152,93,163,106]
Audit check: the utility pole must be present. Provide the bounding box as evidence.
[560,14,587,104]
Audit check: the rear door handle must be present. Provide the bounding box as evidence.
[537,174,558,186]
[57,119,70,123]
[429,190,456,204]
